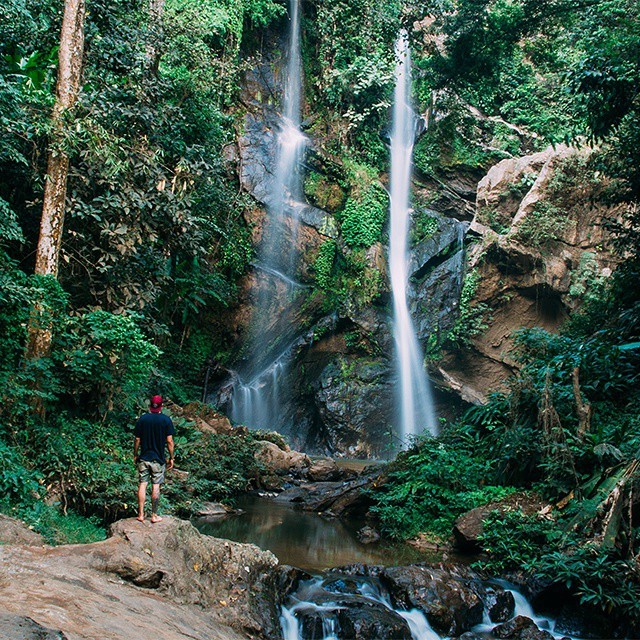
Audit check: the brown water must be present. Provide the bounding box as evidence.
[194,494,441,572]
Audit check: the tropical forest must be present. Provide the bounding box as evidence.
[0,0,639,637]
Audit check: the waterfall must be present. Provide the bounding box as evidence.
[226,0,306,431]
[389,32,438,442]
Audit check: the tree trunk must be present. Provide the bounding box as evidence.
[25,0,86,361]
[146,0,165,76]
[573,366,592,440]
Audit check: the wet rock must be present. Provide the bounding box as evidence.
[357,526,381,544]
[493,615,554,640]
[456,633,486,640]
[273,564,313,607]
[488,588,516,623]
[0,613,68,639]
[382,565,484,635]
[336,601,413,639]
[0,514,44,546]
[275,470,383,516]
[314,356,394,457]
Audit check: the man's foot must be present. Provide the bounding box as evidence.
[136,515,145,523]
[150,515,163,523]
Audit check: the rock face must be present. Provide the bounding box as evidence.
[436,144,620,403]
[0,517,282,640]
[214,39,468,457]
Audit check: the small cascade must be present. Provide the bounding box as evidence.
[225,0,306,430]
[389,31,438,443]
[281,575,436,640]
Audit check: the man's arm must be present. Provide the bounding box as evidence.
[134,436,141,463]
[166,435,174,470]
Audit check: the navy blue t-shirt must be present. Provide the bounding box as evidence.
[134,412,175,464]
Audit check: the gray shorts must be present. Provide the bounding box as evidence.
[137,460,166,485]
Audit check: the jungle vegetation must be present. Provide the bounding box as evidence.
[0,0,639,626]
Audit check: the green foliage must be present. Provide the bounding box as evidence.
[410,211,439,245]
[447,269,490,347]
[533,546,640,621]
[313,240,337,289]
[370,436,515,539]
[304,172,345,212]
[0,439,42,512]
[474,509,559,572]
[339,183,388,248]
[54,311,160,417]
[515,201,569,249]
[164,421,262,512]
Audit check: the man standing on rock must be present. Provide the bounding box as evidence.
[134,395,175,523]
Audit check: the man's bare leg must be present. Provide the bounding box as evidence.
[150,483,162,523]
[137,482,147,522]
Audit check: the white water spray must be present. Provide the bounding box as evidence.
[227,0,306,430]
[389,32,438,442]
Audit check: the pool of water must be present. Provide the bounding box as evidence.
[194,494,441,572]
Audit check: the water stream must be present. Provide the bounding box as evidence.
[196,496,576,640]
[225,0,306,431]
[389,32,438,442]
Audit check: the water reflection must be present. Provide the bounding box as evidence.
[194,495,438,572]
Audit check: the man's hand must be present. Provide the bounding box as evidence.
[167,458,174,471]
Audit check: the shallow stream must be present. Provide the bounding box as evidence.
[195,495,576,640]
[195,494,436,572]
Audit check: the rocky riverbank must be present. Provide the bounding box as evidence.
[0,515,285,640]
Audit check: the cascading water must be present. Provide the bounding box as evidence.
[226,0,306,431]
[389,32,438,442]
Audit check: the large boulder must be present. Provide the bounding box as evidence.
[255,440,311,477]
[0,517,281,640]
[492,615,554,640]
[381,565,484,635]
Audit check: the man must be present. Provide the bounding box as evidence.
[134,395,175,523]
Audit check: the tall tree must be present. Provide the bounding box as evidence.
[26,0,86,360]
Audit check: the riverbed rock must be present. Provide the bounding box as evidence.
[488,587,516,622]
[0,516,281,640]
[493,615,555,640]
[275,469,383,516]
[382,565,484,635]
[357,525,381,544]
[194,502,237,518]
[336,601,413,639]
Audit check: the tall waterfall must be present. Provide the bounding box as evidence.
[389,32,438,442]
[228,0,306,431]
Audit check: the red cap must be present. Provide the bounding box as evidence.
[149,395,163,413]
